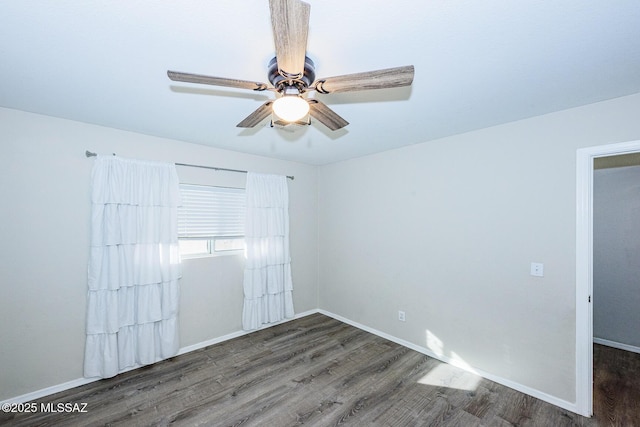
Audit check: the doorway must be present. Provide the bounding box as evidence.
[576,139,640,416]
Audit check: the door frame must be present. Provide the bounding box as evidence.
[575,139,640,416]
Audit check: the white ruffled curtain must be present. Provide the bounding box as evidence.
[242,172,294,330]
[84,156,182,378]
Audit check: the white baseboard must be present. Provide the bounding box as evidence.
[1,309,320,405]
[177,309,320,356]
[594,337,640,354]
[0,377,98,406]
[317,309,580,416]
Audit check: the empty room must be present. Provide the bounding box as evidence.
[2,1,640,425]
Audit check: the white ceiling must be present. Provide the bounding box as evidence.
[1,1,640,165]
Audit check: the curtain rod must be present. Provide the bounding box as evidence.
[85,151,294,180]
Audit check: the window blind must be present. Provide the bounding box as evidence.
[178,184,245,238]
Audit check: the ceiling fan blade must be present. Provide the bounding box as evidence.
[308,100,349,131]
[168,71,269,91]
[269,0,310,77]
[314,65,415,94]
[236,101,274,128]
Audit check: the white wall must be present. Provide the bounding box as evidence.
[4,92,640,407]
[593,165,640,348]
[317,93,640,404]
[0,107,318,401]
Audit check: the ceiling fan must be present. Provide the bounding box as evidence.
[167,0,414,131]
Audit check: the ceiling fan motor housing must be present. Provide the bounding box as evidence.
[268,56,316,92]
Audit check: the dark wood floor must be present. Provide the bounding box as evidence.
[1,314,638,426]
[593,343,640,426]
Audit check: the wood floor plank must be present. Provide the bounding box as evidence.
[463,384,498,419]
[1,314,636,426]
[593,343,640,426]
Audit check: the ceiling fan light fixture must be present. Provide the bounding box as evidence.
[167,0,414,131]
[272,93,309,123]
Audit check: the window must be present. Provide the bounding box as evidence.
[178,184,246,257]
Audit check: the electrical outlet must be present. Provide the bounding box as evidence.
[398,310,406,322]
[530,262,544,277]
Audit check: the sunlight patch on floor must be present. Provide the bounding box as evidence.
[417,363,481,391]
